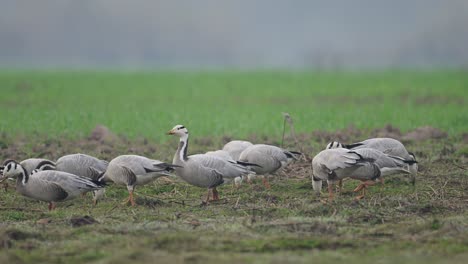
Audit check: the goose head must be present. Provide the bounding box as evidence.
[326,141,344,149]
[167,125,189,137]
[2,160,25,178]
[35,160,56,171]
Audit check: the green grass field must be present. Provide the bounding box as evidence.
[0,70,467,264]
[0,70,467,140]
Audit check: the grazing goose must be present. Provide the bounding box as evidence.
[326,138,418,175]
[102,155,178,206]
[2,160,104,210]
[238,144,300,188]
[312,148,412,201]
[55,154,109,204]
[205,150,260,187]
[167,125,253,203]
[0,159,56,191]
[222,140,253,160]
[20,158,56,175]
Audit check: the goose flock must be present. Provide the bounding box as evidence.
[0,124,418,210]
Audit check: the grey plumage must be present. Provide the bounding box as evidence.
[2,160,103,210]
[222,140,253,160]
[205,150,235,161]
[312,148,410,200]
[56,153,109,203]
[168,125,252,202]
[238,144,298,188]
[239,144,296,175]
[205,150,257,186]
[56,154,108,181]
[102,155,176,206]
[326,137,418,175]
[20,158,56,175]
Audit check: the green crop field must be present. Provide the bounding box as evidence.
[0,70,467,264]
[0,70,467,140]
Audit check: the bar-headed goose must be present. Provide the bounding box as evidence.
[20,158,56,175]
[326,138,418,175]
[102,155,178,206]
[167,125,253,203]
[312,148,412,201]
[1,159,56,191]
[205,150,259,187]
[238,144,300,188]
[3,160,104,210]
[55,154,109,204]
[222,140,253,160]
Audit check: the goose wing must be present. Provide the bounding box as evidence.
[312,149,366,180]
[57,154,108,179]
[222,141,253,160]
[239,145,287,174]
[32,170,103,198]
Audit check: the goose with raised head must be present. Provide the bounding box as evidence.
[102,155,178,206]
[167,125,253,203]
[2,160,104,210]
[55,153,109,204]
[238,144,300,188]
[222,140,253,160]
[312,148,412,201]
[326,138,418,175]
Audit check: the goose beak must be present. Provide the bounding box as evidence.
[167,129,175,135]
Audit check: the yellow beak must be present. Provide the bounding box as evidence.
[167,129,175,135]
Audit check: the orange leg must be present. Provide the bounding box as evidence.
[204,189,212,204]
[48,202,56,211]
[354,180,377,200]
[212,188,220,201]
[328,183,334,202]
[262,178,271,189]
[129,190,136,206]
[338,179,343,193]
[379,177,385,190]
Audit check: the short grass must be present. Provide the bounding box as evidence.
[0,70,467,263]
[0,70,467,141]
[0,136,467,264]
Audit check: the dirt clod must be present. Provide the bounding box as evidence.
[70,215,98,227]
[403,126,448,142]
[89,125,117,142]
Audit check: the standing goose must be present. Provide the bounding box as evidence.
[222,140,253,160]
[102,155,178,206]
[326,138,418,175]
[2,160,104,210]
[238,144,300,188]
[167,125,253,203]
[55,153,109,205]
[312,148,412,201]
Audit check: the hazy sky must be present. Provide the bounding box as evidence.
[1,0,467,69]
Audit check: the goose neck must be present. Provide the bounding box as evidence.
[177,134,189,162]
[16,166,29,185]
